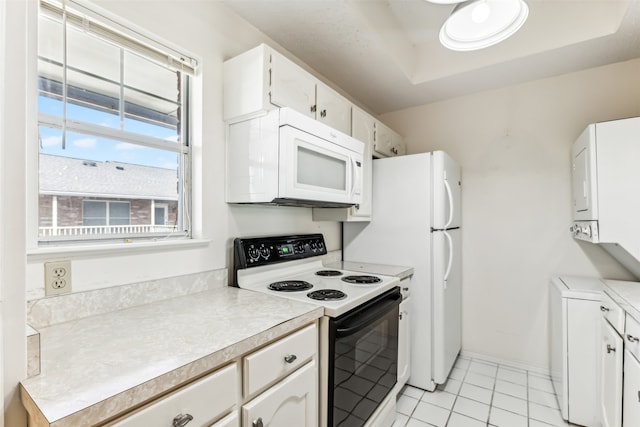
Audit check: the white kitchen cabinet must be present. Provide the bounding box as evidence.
[374,120,405,158]
[243,323,317,399]
[242,361,317,427]
[224,44,351,135]
[110,363,238,427]
[211,412,240,427]
[601,316,623,427]
[316,82,351,134]
[624,349,640,426]
[312,106,374,222]
[398,296,411,389]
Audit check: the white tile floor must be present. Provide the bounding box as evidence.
[394,355,579,427]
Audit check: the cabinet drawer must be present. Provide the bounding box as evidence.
[601,291,625,334]
[243,323,317,398]
[626,314,640,361]
[111,363,237,427]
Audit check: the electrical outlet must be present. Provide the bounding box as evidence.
[44,260,72,296]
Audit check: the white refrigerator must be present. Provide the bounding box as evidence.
[343,151,462,391]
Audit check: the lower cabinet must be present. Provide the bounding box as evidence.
[397,297,411,388]
[601,315,623,427]
[110,363,238,427]
[624,349,640,426]
[242,361,317,427]
[109,322,319,427]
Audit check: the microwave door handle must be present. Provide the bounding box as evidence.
[350,157,357,197]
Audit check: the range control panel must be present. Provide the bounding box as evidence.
[233,233,327,271]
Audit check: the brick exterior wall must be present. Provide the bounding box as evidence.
[39,195,178,227]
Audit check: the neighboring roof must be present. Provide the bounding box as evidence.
[39,154,178,200]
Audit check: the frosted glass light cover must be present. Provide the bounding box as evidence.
[439,0,529,51]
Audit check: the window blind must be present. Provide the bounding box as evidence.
[40,0,198,75]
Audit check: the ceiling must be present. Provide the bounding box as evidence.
[223,0,640,114]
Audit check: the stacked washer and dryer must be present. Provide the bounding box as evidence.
[551,117,640,426]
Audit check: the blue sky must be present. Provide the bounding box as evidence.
[38,96,179,170]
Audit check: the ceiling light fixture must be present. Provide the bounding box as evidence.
[438,0,529,51]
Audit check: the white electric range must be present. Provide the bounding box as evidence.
[233,234,401,427]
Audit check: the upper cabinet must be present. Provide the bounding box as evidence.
[375,121,406,158]
[224,44,351,135]
[225,43,405,222]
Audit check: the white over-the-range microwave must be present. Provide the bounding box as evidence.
[226,107,364,208]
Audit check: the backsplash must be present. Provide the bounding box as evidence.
[27,268,227,330]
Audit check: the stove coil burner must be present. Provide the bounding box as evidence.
[341,275,382,285]
[307,289,347,301]
[268,280,313,292]
[315,270,343,277]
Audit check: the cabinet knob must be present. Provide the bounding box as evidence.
[284,354,297,363]
[628,334,640,343]
[310,105,317,113]
[600,305,610,312]
[172,413,193,427]
[320,109,327,118]
[607,344,616,354]
[253,417,264,427]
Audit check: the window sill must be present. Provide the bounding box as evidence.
[27,238,210,261]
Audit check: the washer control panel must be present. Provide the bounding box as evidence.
[570,221,599,243]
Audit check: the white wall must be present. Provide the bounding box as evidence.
[8,1,340,425]
[23,0,341,298]
[380,58,640,370]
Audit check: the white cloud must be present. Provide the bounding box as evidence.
[115,142,139,151]
[41,135,62,147]
[73,138,97,148]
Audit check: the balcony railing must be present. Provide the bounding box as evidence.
[39,224,178,237]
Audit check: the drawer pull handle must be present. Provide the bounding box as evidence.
[607,344,616,354]
[402,287,409,291]
[628,334,640,343]
[600,306,610,312]
[284,354,297,363]
[173,413,193,427]
[253,417,264,427]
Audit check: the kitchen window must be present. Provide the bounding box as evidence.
[37,0,197,244]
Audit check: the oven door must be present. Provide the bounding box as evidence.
[328,287,400,427]
[278,125,362,206]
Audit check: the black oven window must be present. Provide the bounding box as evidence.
[330,290,400,426]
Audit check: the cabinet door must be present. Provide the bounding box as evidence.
[624,350,640,426]
[398,297,411,388]
[242,361,317,427]
[350,107,374,219]
[601,318,623,427]
[211,412,239,427]
[316,83,351,135]
[270,52,316,119]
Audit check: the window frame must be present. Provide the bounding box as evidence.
[35,0,196,246]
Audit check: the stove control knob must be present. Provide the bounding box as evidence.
[294,243,304,254]
[259,245,270,259]
[310,241,318,251]
[248,247,260,261]
[317,240,325,251]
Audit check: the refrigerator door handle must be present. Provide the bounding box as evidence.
[444,178,454,229]
[443,229,453,287]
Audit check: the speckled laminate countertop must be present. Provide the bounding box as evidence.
[326,260,414,280]
[602,279,640,324]
[20,286,324,427]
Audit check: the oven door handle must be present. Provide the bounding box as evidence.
[335,293,401,338]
